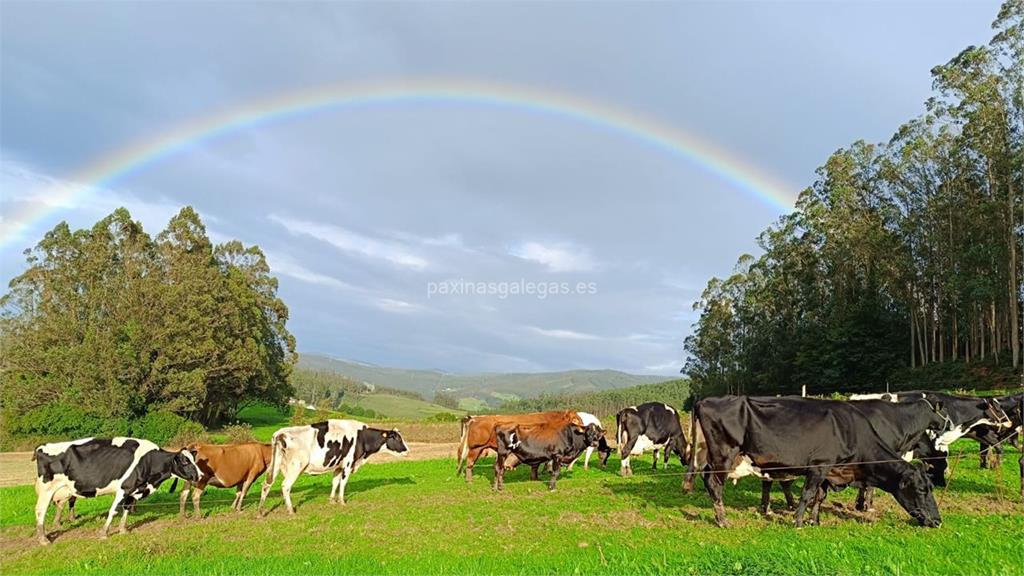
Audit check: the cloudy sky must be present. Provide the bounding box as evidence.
[0,1,1000,375]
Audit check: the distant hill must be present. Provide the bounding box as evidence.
[297,354,672,408]
[499,378,691,419]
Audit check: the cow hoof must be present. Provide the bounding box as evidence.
[37,535,50,546]
[99,532,109,540]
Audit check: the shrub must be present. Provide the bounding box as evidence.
[166,427,209,450]
[222,422,257,444]
[289,404,311,426]
[425,412,460,423]
[131,411,205,446]
[10,402,131,438]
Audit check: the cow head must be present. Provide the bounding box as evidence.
[582,423,604,447]
[891,463,941,528]
[359,428,409,457]
[171,449,202,482]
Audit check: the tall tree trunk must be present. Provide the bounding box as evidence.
[991,301,999,364]
[1008,179,1020,369]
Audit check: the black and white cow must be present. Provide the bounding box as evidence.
[33,437,201,545]
[257,419,409,515]
[567,412,612,470]
[615,402,689,476]
[851,390,1015,485]
[686,396,941,528]
[493,421,604,491]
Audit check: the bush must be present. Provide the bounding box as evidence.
[425,412,460,423]
[289,404,312,426]
[166,427,209,450]
[222,422,257,444]
[10,402,131,438]
[131,411,205,446]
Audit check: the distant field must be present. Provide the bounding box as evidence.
[1,441,1020,574]
[348,393,464,420]
[213,403,460,444]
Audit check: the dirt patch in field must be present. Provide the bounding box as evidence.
[0,453,35,488]
[0,443,459,488]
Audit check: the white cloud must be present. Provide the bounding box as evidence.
[527,326,601,340]
[509,241,595,272]
[375,298,424,313]
[270,214,429,271]
[263,251,352,290]
[0,160,194,247]
[642,360,680,372]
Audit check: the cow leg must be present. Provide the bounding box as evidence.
[651,449,659,470]
[191,483,206,519]
[117,506,131,535]
[465,447,486,483]
[1018,453,1023,500]
[336,468,351,505]
[329,469,344,504]
[100,491,126,539]
[236,476,258,512]
[530,464,540,481]
[780,479,797,510]
[52,496,67,530]
[34,481,59,545]
[855,487,875,512]
[493,453,505,491]
[179,482,192,517]
[759,480,773,516]
[794,472,826,528]
[664,446,671,468]
[584,446,594,470]
[280,465,302,515]
[619,433,638,477]
[810,486,828,525]
[548,460,562,491]
[704,469,729,528]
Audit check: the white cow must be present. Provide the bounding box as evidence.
[257,419,408,515]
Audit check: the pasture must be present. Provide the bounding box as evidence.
[1,441,1020,575]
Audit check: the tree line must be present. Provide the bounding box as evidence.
[500,379,691,419]
[684,1,1022,398]
[0,207,297,438]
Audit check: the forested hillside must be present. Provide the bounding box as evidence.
[0,208,296,441]
[299,354,669,408]
[500,379,690,418]
[685,3,1023,397]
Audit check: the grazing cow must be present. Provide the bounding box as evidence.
[615,402,688,476]
[456,411,583,482]
[493,422,604,491]
[753,398,947,516]
[179,442,273,518]
[686,396,941,528]
[33,437,201,545]
[257,420,408,515]
[567,412,612,470]
[858,391,1014,484]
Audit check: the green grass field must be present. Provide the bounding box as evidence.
[348,393,464,420]
[1,441,1021,575]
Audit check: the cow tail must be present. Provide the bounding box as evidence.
[616,413,626,457]
[456,415,472,475]
[266,432,285,486]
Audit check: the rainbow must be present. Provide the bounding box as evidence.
[1,79,797,248]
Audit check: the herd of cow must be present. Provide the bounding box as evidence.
[31,390,1023,547]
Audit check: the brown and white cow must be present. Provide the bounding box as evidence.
[455,411,583,482]
[178,442,273,518]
